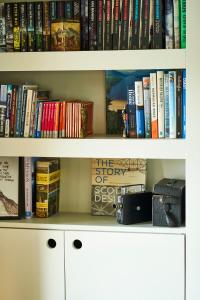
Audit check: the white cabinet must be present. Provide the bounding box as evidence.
[65,231,185,300]
[0,228,65,300]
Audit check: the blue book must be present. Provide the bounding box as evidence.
[127,86,137,138]
[164,73,170,138]
[168,71,176,138]
[135,81,145,138]
[15,85,23,137]
[182,69,186,138]
[165,0,174,48]
[20,88,27,137]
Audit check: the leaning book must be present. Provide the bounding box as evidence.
[91,158,146,216]
[0,157,22,219]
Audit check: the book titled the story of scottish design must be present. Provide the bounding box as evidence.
[91,158,146,216]
[0,157,20,218]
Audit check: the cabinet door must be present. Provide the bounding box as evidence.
[0,228,65,300]
[65,231,185,300]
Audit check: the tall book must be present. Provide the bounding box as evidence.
[182,69,186,138]
[5,84,12,137]
[35,2,43,51]
[112,0,121,50]
[164,73,170,138]
[0,84,7,137]
[24,157,32,219]
[88,0,97,50]
[157,70,165,138]
[168,70,176,138]
[120,0,130,50]
[104,0,112,50]
[173,0,180,49]
[13,3,20,51]
[10,85,17,137]
[0,3,5,52]
[27,2,35,51]
[81,0,89,50]
[153,0,163,49]
[43,2,51,51]
[91,158,146,216]
[143,77,151,138]
[97,0,104,50]
[176,69,182,138]
[19,2,27,52]
[132,0,141,49]
[180,0,186,48]
[135,81,145,138]
[5,3,13,52]
[150,72,158,138]
[165,0,174,49]
[127,86,137,138]
[64,0,74,20]
[140,0,150,49]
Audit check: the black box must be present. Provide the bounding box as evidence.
[152,178,185,227]
[116,192,152,225]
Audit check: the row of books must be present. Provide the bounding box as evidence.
[0,84,93,138]
[105,69,186,138]
[0,0,186,52]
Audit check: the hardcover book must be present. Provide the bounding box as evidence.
[27,2,35,51]
[19,2,27,52]
[5,3,13,52]
[63,20,80,51]
[0,3,5,52]
[13,2,20,51]
[51,21,65,51]
[91,158,146,216]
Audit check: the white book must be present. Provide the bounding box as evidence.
[157,70,165,138]
[24,157,32,219]
[24,89,34,138]
[29,90,37,137]
[150,73,158,138]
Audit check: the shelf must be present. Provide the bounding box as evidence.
[0,137,186,159]
[0,49,186,71]
[0,213,186,234]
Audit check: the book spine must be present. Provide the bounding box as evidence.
[81,0,89,50]
[43,2,51,51]
[62,101,66,137]
[104,0,112,50]
[19,2,27,52]
[153,0,163,49]
[36,102,43,138]
[27,2,35,51]
[57,1,64,19]
[173,0,180,49]
[132,0,141,49]
[168,70,176,138]
[24,89,33,138]
[164,73,170,138]
[0,84,7,137]
[20,88,27,137]
[148,0,154,48]
[157,70,165,138]
[176,69,182,138]
[5,3,13,52]
[141,0,150,49]
[73,0,80,20]
[64,0,74,19]
[34,101,39,137]
[89,0,97,50]
[45,102,50,138]
[165,0,174,49]
[0,3,5,52]
[24,157,32,219]
[97,0,104,50]
[182,69,186,138]
[5,84,12,137]
[135,81,145,138]
[10,86,17,137]
[15,85,23,137]
[35,2,43,51]
[41,102,47,138]
[50,1,57,21]
[13,3,20,51]
[113,0,121,50]
[54,102,60,138]
[29,90,37,137]
[127,86,137,138]
[150,72,158,138]
[120,0,130,50]
[180,0,186,48]
[143,77,151,138]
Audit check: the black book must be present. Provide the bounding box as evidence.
[132,0,141,49]
[104,0,112,50]
[64,0,74,20]
[43,1,51,51]
[81,0,89,50]
[73,0,80,20]
[176,69,183,138]
[27,2,35,51]
[57,1,64,19]
[13,3,20,51]
[50,1,57,21]
[88,0,97,50]
[120,0,130,50]
[35,2,43,51]
[153,0,164,49]
[97,0,103,50]
[19,3,27,52]
[141,0,150,49]
[5,3,14,52]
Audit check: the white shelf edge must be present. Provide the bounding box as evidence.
[0,137,187,159]
[0,49,186,71]
[0,213,186,234]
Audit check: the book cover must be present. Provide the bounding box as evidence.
[180,0,186,48]
[164,73,170,138]
[182,69,186,138]
[120,0,130,50]
[51,21,65,51]
[150,72,158,138]
[127,86,137,138]
[63,20,80,51]
[43,1,51,51]
[0,3,5,52]
[135,81,145,138]
[0,157,19,218]
[97,0,103,50]
[79,101,93,138]
[176,69,182,138]
[0,84,7,137]
[13,2,20,51]
[165,0,174,49]
[157,70,165,138]
[132,0,141,49]
[35,2,43,51]
[173,0,180,49]
[141,0,150,49]
[113,0,121,50]
[91,158,146,216]
[5,3,13,52]
[81,0,89,50]
[143,76,151,138]
[19,2,27,52]
[27,2,35,51]
[105,70,152,135]
[89,0,97,50]
[153,0,163,49]
[168,70,176,138]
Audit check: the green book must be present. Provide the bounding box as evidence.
[180,0,186,48]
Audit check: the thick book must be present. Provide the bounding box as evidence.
[35,2,43,51]
[120,0,130,50]
[164,73,170,138]
[97,0,104,50]
[88,0,97,50]
[176,69,182,138]
[132,0,141,49]
[81,0,89,50]
[64,20,80,51]
[5,3,13,52]
[135,81,145,138]
[173,0,180,49]
[91,158,147,216]
[180,0,186,48]
[150,72,158,138]
[19,2,27,52]
[43,2,51,51]
[165,0,174,49]
[0,3,5,52]
[157,70,165,138]
[51,21,65,51]
[168,70,177,138]
[141,0,150,49]
[153,0,164,49]
[112,0,121,50]
[127,86,137,138]
[0,84,7,137]
[27,2,35,51]
[182,69,186,138]
[13,3,20,51]
[143,77,151,138]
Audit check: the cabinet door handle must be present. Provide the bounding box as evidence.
[73,239,82,249]
[47,239,57,248]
